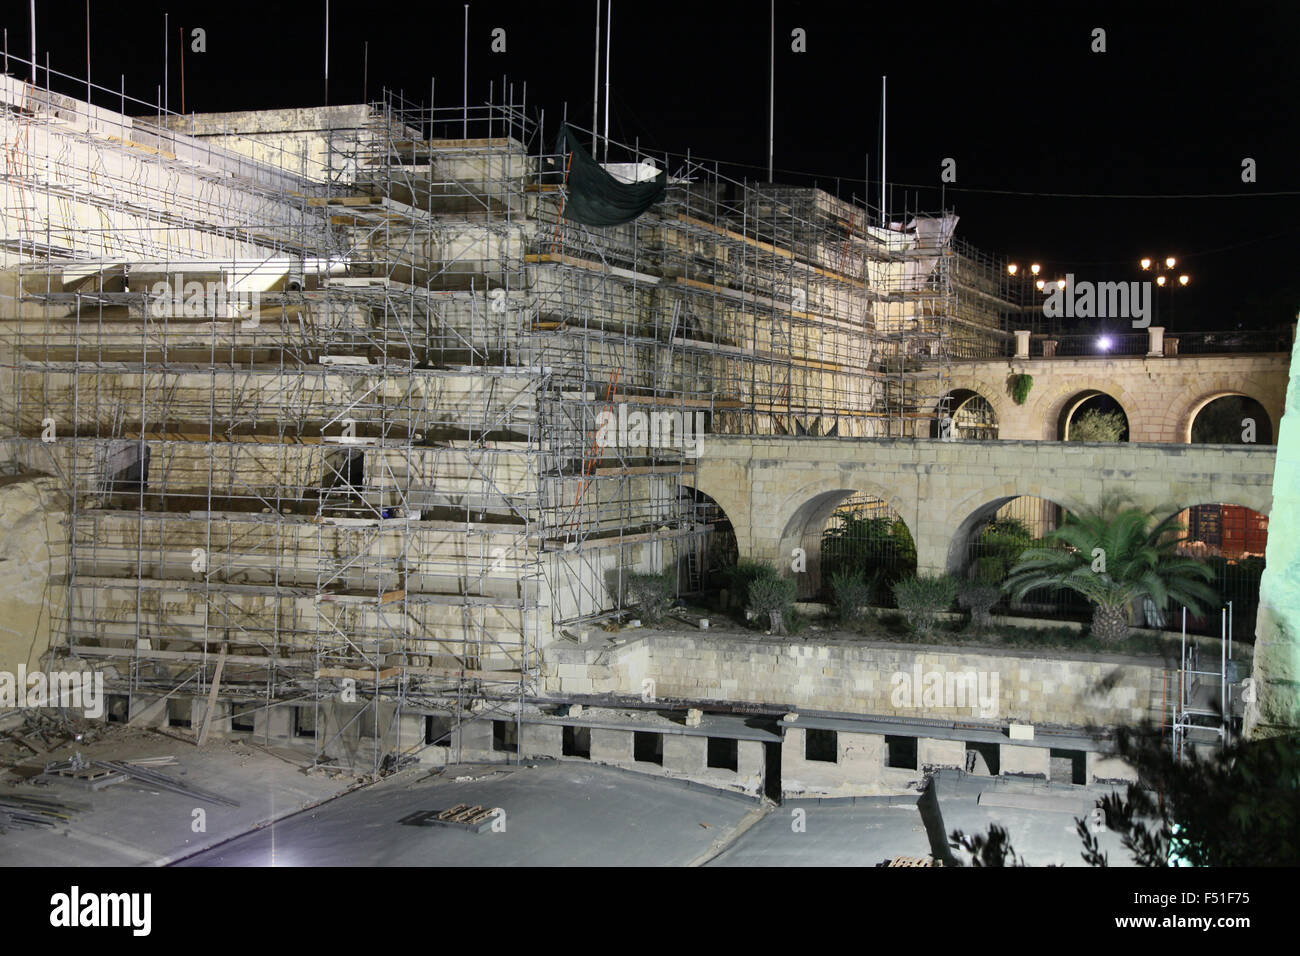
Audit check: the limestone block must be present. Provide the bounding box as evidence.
[1001,743,1049,778]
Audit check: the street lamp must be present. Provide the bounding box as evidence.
[1141,255,1191,324]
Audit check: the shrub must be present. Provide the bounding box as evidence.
[1068,408,1126,442]
[892,574,959,637]
[726,560,778,605]
[959,582,1001,629]
[747,574,797,632]
[626,569,676,624]
[831,568,875,623]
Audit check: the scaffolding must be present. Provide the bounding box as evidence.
[0,59,1019,772]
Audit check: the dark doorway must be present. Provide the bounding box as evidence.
[563,725,591,758]
[764,740,782,802]
[707,736,738,771]
[633,731,663,765]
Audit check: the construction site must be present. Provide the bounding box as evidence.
[0,64,1030,750]
[0,34,1285,868]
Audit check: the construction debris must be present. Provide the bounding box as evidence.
[399,804,500,833]
[39,753,240,807]
[0,793,83,833]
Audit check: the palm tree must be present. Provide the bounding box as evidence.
[1002,500,1218,642]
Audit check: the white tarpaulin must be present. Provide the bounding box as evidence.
[900,214,959,291]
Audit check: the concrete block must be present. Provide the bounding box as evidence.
[738,740,764,779]
[663,733,706,773]
[260,704,293,741]
[590,727,633,764]
[1088,752,1138,783]
[520,722,563,759]
[1001,744,1049,778]
[1008,723,1034,740]
[918,737,966,770]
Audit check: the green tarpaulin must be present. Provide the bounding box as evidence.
[555,124,667,227]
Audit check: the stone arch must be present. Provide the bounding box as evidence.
[926,386,1001,440]
[943,484,1081,576]
[677,472,751,561]
[1178,390,1276,445]
[1028,379,1140,441]
[1042,386,1134,442]
[774,478,916,598]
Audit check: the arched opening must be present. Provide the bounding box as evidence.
[1058,391,1129,442]
[948,495,1090,622]
[684,487,737,595]
[930,388,998,440]
[1189,395,1273,445]
[1165,503,1267,642]
[816,492,916,604]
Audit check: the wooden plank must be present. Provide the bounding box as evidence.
[307,195,383,207]
[524,252,661,285]
[592,464,697,476]
[674,213,866,287]
[315,666,403,682]
[195,643,228,748]
[75,645,306,669]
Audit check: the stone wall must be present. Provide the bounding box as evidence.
[686,435,1276,576]
[590,633,1166,729]
[0,474,68,673]
[916,353,1288,444]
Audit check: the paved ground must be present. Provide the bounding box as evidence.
[177,762,759,866]
[709,772,1135,867]
[4,733,1138,867]
[0,727,354,866]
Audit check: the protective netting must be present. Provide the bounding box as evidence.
[555,124,667,226]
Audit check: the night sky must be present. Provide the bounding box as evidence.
[5,0,1299,331]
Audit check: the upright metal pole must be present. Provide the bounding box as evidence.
[767,0,774,182]
[880,76,887,226]
[85,1,90,103]
[163,12,168,113]
[1221,608,1227,742]
[323,0,329,106]
[1227,600,1233,659]
[462,5,469,137]
[29,0,36,81]
[602,0,612,162]
[591,0,600,152]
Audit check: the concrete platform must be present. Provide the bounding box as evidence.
[0,727,355,866]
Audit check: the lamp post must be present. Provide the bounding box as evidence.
[1140,256,1190,326]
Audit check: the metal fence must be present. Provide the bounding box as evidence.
[818,494,917,605]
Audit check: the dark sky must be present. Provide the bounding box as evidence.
[6,0,1300,330]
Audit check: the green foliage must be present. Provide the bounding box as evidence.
[820,512,917,605]
[973,517,1035,585]
[1008,373,1033,405]
[1002,498,1218,642]
[747,573,797,620]
[892,573,959,637]
[726,560,778,601]
[626,569,676,624]
[1068,408,1126,442]
[950,731,1300,867]
[831,567,879,623]
[958,581,1001,629]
